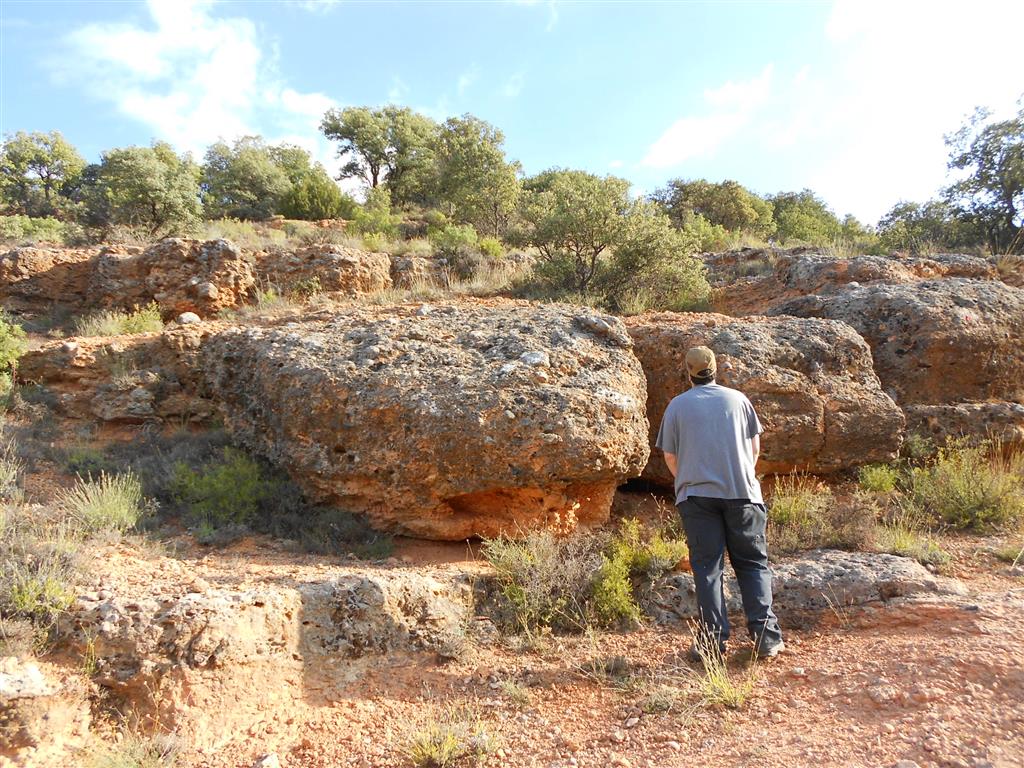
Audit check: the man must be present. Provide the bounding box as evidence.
[656,345,784,660]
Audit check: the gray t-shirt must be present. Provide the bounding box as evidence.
[655,382,764,504]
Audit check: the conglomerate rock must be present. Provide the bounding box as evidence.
[625,312,904,481]
[903,401,1024,448]
[88,238,255,317]
[255,244,392,296]
[18,322,224,423]
[0,245,102,310]
[202,300,650,539]
[771,279,1024,406]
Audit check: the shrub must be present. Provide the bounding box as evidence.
[83,732,179,768]
[858,463,899,494]
[405,706,496,768]
[0,215,68,244]
[200,218,287,250]
[768,476,874,553]
[360,232,388,252]
[0,311,27,376]
[876,513,950,567]
[73,303,163,337]
[171,447,278,528]
[690,623,755,709]
[430,223,479,253]
[352,187,400,237]
[388,237,434,258]
[906,440,1024,531]
[58,472,145,533]
[0,438,22,501]
[477,236,504,260]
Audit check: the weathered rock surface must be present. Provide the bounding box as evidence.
[0,657,90,767]
[89,238,255,317]
[903,401,1024,447]
[18,323,223,423]
[203,301,650,539]
[0,245,101,310]
[625,312,904,479]
[58,570,472,746]
[255,245,392,296]
[646,550,968,625]
[1,239,255,318]
[708,248,1015,316]
[389,254,446,289]
[771,279,1024,405]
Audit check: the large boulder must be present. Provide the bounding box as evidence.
[202,301,650,540]
[903,401,1024,448]
[255,244,392,296]
[0,245,101,310]
[89,238,255,317]
[625,312,904,481]
[771,279,1024,406]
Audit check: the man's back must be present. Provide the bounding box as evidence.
[656,382,763,503]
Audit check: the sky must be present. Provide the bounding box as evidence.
[1,0,1023,224]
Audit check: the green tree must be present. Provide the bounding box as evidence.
[83,142,202,236]
[876,199,982,253]
[944,105,1024,253]
[279,165,356,220]
[201,137,291,220]
[652,178,775,236]
[434,115,521,237]
[0,131,85,217]
[768,189,841,245]
[320,106,438,203]
[351,186,400,237]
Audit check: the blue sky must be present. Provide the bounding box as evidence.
[2,0,1023,223]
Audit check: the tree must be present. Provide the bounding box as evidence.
[944,105,1024,253]
[201,137,291,220]
[767,189,841,245]
[435,115,521,237]
[652,179,775,236]
[0,131,85,217]
[279,165,356,220]
[876,199,982,253]
[320,106,437,203]
[84,142,202,235]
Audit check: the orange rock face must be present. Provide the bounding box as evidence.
[625,312,904,481]
[202,301,650,540]
[254,244,393,296]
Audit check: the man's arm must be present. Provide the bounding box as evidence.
[663,451,678,479]
[751,434,760,466]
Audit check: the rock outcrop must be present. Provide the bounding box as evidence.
[18,322,223,423]
[1,239,255,318]
[646,550,968,625]
[89,238,255,317]
[255,245,392,296]
[203,301,650,539]
[771,279,1024,406]
[903,401,1024,448]
[625,312,904,480]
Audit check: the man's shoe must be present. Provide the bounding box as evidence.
[752,639,785,660]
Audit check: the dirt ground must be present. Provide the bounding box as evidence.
[51,525,1020,768]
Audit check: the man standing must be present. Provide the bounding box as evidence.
[656,346,784,660]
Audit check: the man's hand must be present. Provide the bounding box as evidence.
[663,451,677,479]
[752,434,760,466]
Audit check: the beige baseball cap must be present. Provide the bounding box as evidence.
[685,346,717,378]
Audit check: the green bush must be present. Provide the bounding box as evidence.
[483,519,687,632]
[906,440,1024,532]
[352,187,400,237]
[0,215,68,244]
[477,236,504,260]
[0,311,27,376]
[406,706,495,768]
[200,218,287,250]
[58,472,145,533]
[360,232,388,252]
[430,223,479,254]
[73,303,163,337]
[858,463,899,494]
[171,447,278,528]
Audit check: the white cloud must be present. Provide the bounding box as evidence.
[457,66,479,97]
[641,65,773,168]
[54,0,340,173]
[503,73,525,99]
[608,159,624,169]
[291,0,341,13]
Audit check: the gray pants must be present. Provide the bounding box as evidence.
[677,496,782,648]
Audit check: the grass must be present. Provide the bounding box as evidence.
[876,508,950,567]
[994,540,1024,567]
[689,624,756,709]
[200,218,288,250]
[58,472,145,533]
[768,474,874,553]
[497,679,532,709]
[83,732,179,768]
[858,463,899,494]
[405,706,496,768]
[482,518,687,633]
[74,303,163,337]
[0,436,23,501]
[906,440,1024,532]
